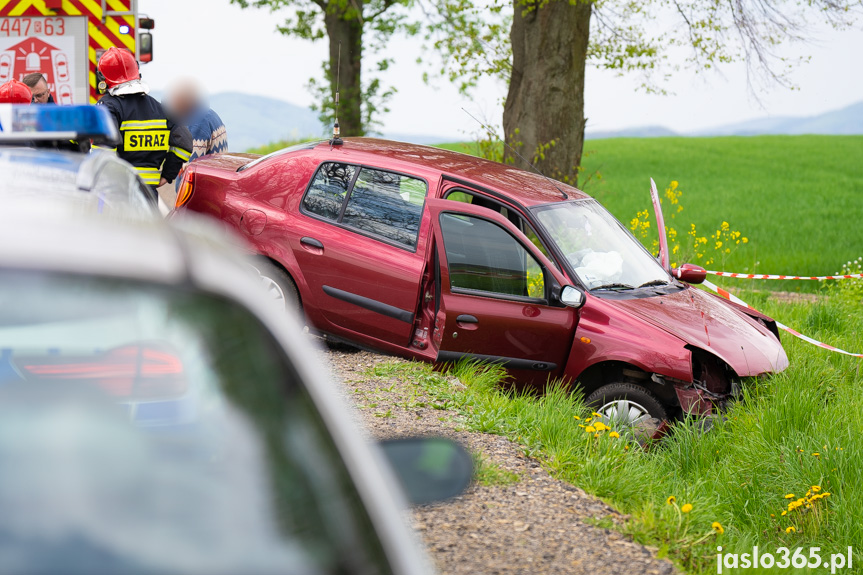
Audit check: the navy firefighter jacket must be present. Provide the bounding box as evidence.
[97,93,193,186]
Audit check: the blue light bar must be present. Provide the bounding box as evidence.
[0,105,120,146]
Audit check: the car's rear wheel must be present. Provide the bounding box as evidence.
[253,262,301,316]
[586,383,668,427]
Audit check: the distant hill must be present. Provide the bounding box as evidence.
[586,125,679,139]
[693,101,863,136]
[208,92,326,153]
[196,92,863,150]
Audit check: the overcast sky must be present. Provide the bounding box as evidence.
[139,0,863,139]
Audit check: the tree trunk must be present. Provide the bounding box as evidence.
[503,0,592,185]
[325,4,364,136]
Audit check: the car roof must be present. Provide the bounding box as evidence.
[312,138,591,207]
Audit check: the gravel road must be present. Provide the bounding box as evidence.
[322,347,677,575]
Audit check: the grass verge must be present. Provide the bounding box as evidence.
[369,285,862,574]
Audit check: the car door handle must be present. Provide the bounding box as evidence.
[301,237,324,249]
[300,237,325,253]
[456,314,478,324]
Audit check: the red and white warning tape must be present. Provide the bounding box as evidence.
[706,271,863,281]
[702,280,863,359]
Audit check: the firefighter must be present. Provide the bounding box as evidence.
[0,79,32,104]
[96,47,192,204]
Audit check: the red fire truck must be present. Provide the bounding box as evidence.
[0,0,153,104]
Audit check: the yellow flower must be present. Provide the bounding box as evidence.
[786,526,796,533]
[812,452,820,457]
[666,495,676,505]
[811,485,821,492]
[584,426,596,433]
[593,421,609,432]
[592,412,603,417]
[781,511,787,516]
[573,415,580,420]
[681,503,693,513]
[742,237,748,243]
[609,431,620,439]
[712,522,724,534]
[784,494,795,499]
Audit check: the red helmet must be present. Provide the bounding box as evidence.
[0,79,32,104]
[97,47,139,88]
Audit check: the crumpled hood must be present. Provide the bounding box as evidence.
[612,287,789,376]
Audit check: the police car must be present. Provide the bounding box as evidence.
[0,104,161,216]
[0,201,470,574]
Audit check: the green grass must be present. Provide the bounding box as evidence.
[438,136,863,290]
[368,284,863,574]
[472,452,521,487]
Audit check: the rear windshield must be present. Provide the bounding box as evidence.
[238,140,323,172]
[0,270,390,575]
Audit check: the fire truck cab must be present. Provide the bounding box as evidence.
[0,0,153,104]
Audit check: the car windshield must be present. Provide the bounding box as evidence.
[533,199,670,290]
[0,271,389,575]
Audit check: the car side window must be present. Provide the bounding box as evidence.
[302,162,357,221]
[444,188,554,262]
[440,213,545,299]
[341,168,427,248]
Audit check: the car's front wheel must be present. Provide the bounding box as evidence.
[586,382,668,427]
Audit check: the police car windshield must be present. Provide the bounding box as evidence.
[0,149,152,216]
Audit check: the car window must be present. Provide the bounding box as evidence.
[341,168,426,248]
[303,162,357,221]
[444,189,554,261]
[439,213,545,299]
[0,270,392,575]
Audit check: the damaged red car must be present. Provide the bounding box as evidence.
[172,138,789,425]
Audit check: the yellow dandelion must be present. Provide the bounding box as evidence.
[781,511,787,516]
[811,485,821,492]
[681,503,693,513]
[813,452,820,457]
[786,526,796,533]
[770,514,775,518]
[573,415,580,420]
[609,431,620,439]
[712,522,724,534]
[666,495,676,505]
[784,494,795,499]
[591,412,603,418]
[593,421,609,432]
[584,426,596,433]
[624,445,630,450]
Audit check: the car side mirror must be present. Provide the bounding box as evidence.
[559,285,586,309]
[378,437,473,505]
[672,263,707,284]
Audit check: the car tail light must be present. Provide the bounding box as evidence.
[15,345,187,398]
[175,169,196,208]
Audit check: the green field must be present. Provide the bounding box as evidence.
[440,136,863,286]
